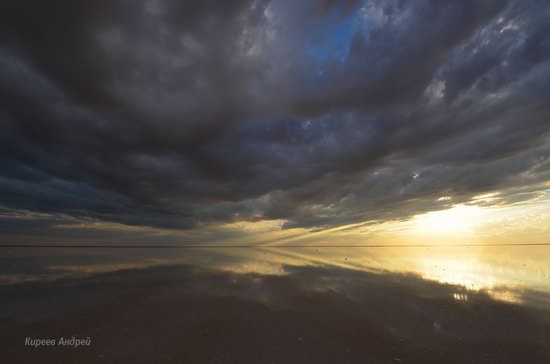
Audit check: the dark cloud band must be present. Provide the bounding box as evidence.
[1,0,549,232]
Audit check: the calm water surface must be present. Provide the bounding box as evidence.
[1,246,549,363]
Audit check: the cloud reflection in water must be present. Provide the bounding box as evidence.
[1,246,549,363]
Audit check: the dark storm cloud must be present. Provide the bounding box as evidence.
[0,0,549,231]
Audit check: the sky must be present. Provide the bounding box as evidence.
[1,0,549,245]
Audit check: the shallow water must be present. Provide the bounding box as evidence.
[1,246,550,363]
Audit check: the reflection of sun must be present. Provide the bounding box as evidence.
[421,258,494,291]
[412,204,485,237]
[419,257,524,304]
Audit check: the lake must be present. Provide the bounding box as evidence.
[1,245,549,363]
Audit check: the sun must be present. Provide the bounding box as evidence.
[411,204,485,238]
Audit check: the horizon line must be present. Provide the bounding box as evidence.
[0,243,549,248]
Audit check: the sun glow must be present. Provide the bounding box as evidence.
[411,204,485,238]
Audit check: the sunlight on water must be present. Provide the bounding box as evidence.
[1,245,550,362]
[2,245,549,307]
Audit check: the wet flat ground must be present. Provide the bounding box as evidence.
[1,245,549,363]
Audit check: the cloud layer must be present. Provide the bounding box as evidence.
[1,0,550,232]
